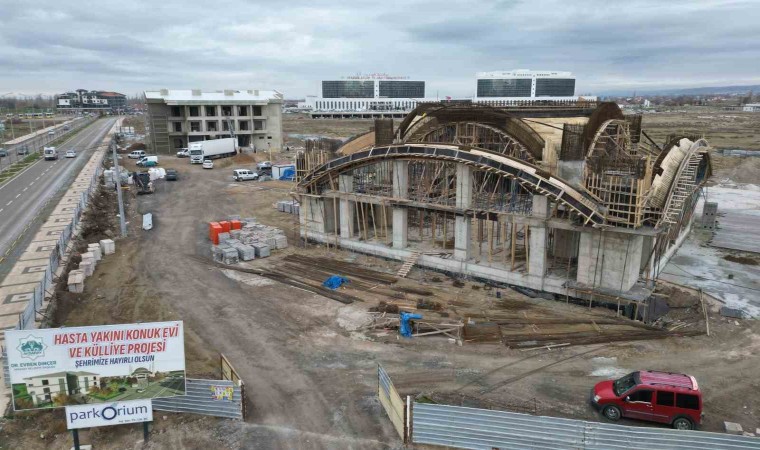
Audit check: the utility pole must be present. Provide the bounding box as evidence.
[111,140,127,237]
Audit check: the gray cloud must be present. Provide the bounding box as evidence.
[1,0,759,97]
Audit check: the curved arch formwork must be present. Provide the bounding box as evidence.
[297,144,606,226]
[418,122,536,163]
[397,104,546,162]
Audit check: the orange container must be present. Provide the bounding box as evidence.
[219,221,231,233]
[230,220,242,230]
[210,225,223,244]
[208,222,220,239]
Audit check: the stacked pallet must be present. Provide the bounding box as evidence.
[209,217,287,263]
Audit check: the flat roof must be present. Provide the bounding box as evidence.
[145,89,283,104]
[477,70,573,78]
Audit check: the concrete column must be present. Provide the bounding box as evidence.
[454,165,473,261]
[339,175,354,237]
[392,161,409,249]
[454,216,472,260]
[528,194,549,277]
[300,196,326,235]
[392,160,408,198]
[576,231,644,292]
[393,208,408,248]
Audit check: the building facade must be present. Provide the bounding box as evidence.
[144,89,283,154]
[742,103,760,112]
[23,371,98,405]
[55,89,127,112]
[475,70,577,100]
[300,75,428,118]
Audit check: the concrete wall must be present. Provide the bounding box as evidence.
[577,231,643,292]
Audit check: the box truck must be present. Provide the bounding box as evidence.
[189,138,236,164]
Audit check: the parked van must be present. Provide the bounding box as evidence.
[128,150,146,159]
[43,147,58,160]
[591,371,702,430]
[232,169,258,181]
[136,156,158,167]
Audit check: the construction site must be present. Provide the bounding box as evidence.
[2,101,760,449]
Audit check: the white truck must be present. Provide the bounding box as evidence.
[43,146,58,160]
[189,138,237,164]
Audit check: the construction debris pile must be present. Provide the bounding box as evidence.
[67,239,116,293]
[209,217,288,265]
[276,200,300,215]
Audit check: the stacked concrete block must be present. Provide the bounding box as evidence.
[80,252,96,277]
[99,239,116,255]
[222,247,239,265]
[232,243,256,261]
[88,243,102,261]
[276,200,300,215]
[228,215,241,221]
[68,270,85,293]
[274,235,288,249]
[230,229,242,239]
[212,246,225,263]
[218,232,231,243]
[253,244,270,258]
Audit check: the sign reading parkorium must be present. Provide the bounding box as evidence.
[6,321,185,411]
[66,399,153,430]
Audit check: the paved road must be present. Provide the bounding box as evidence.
[0,117,90,173]
[0,118,116,259]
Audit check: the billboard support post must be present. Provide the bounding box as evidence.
[72,429,80,450]
[143,421,150,442]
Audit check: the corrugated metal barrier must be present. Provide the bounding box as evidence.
[411,402,760,450]
[378,365,407,441]
[152,378,244,420]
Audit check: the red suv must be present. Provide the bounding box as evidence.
[591,370,702,430]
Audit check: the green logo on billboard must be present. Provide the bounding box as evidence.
[16,335,47,361]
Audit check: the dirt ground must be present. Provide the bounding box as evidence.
[2,133,760,449]
[641,108,760,151]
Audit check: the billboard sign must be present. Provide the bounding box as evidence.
[5,321,185,411]
[66,399,153,429]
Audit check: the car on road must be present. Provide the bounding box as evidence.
[176,148,189,158]
[0,149,7,157]
[591,370,702,430]
[43,147,58,160]
[165,168,178,181]
[128,150,146,159]
[232,169,258,181]
[65,150,76,158]
[16,147,29,156]
[202,159,214,169]
[256,161,272,170]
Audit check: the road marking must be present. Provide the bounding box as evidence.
[15,194,20,198]
[6,201,11,206]
[0,209,3,213]
[23,187,27,192]
[29,181,34,186]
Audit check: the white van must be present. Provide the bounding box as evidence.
[233,169,258,181]
[128,150,146,159]
[43,147,58,160]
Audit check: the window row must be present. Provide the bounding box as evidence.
[170,105,264,117]
[172,120,266,132]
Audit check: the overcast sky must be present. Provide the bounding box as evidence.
[2,0,759,98]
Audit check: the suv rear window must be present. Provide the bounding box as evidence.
[676,394,699,410]
[656,391,675,406]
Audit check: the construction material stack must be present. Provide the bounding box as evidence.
[208,216,288,264]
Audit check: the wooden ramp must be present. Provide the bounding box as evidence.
[396,251,421,278]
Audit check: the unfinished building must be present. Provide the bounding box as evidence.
[296,102,711,315]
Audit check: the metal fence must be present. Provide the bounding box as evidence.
[376,367,760,450]
[410,402,760,450]
[378,365,408,442]
[152,378,245,420]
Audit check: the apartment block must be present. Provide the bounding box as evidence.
[145,89,283,154]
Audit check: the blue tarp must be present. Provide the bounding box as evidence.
[280,167,296,181]
[323,275,349,290]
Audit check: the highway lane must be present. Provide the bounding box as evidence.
[0,117,90,173]
[0,118,116,259]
